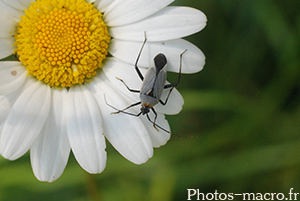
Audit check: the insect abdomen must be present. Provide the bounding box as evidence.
[140,94,159,107]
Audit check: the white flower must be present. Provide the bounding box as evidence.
[0,0,206,182]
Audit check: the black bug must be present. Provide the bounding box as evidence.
[105,33,187,133]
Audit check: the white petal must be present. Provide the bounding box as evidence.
[102,58,183,115]
[102,58,141,101]
[86,74,153,164]
[0,1,24,21]
[109,6,207,41]
[96,0,115,12]
[30,88,70,182]
[0,96,8,133]
[0,96,11,134]
[0,9,18,37]
[0,61,27,95]
[66,85,106,174]
[20,0,33,7]
[109,38,205,73]
[0,77,34,131]
[115,93,171,147]
[104,0,173,26]
[2,0,29,10]
[0,37,15,59]
[0,79,51,160]
[0,88,24,134]
[154,80,184,115]
[140,112,170,148]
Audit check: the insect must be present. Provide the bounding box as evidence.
[106,33,187,133]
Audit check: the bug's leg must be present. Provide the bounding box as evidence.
[163,49,187,89]
[112,101,141,114]
[121,110,142,117]
[146,113,171,134]
[134,32,148,81]
[116,77,140,93]
[160,49,187,105]
[104,94,141,115]
[159,87,175,105]
[150,107,159,131]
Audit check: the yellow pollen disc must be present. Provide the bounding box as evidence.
[14,0,110,87]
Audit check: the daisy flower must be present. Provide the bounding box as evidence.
[0,0,206,182]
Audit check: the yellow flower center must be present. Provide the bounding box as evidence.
[14,0,110,88]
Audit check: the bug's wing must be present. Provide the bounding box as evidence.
[153,69,167,99]
[141,67,156,96]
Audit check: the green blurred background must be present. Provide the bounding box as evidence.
[1,0,300,200]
